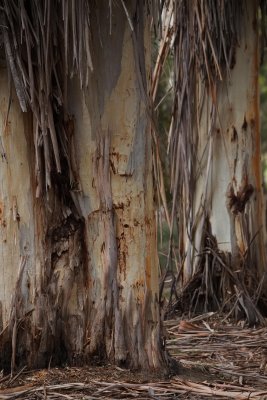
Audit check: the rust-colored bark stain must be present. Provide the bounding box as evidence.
[114,198,131,210]
[0,99,11,136]
[131,279,145,289]
[131,279,145,304]
[117,230,128,280]
[109,149,131,176]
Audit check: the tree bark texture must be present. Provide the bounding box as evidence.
[178,2,266,313]
[0,1,164,371]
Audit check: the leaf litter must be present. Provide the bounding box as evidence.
[1,314,267,399]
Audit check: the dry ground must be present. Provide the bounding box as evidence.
[1,313,267,399]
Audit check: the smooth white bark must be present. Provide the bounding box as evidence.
[182,1,265,282]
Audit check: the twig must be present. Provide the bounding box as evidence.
[8,366,27,385]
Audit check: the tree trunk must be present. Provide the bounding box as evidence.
[174,1,266,321]
[0,1,165,372]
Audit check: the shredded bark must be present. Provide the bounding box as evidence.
[0,0,163,193]
[1,314,267,399]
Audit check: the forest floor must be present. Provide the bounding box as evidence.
[1,313,267,399]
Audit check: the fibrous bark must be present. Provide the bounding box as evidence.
[169,0,266,322]
[0,1,165,371]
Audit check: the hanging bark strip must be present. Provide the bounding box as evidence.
[0,0,95,191]
[74,0,166,369]
[168,0,267,321]
[88,131,125,363]
[0,0,167,371]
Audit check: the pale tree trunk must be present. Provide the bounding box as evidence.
[174,1,266,321]
[0,1,165,371]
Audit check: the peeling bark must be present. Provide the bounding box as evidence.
[0,1,165,372]
[177,1,266,319]
[67,1,165,369]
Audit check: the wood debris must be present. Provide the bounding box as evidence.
[1,376,267,399]
[166,316,267,389]
[1,315,267,399]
